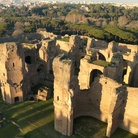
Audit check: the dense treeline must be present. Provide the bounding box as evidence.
[0,3,138,44]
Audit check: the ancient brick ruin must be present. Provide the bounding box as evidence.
[0,31,138,137]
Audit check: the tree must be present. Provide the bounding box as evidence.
[0,23,7,36]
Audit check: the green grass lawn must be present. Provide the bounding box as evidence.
[0,94,137,138]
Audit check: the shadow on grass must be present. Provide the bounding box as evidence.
[73,116,107,138]
[24,120,70,138]
[111,128,138,138]
[4,99,54,135]
[12,99,53,121]
[73,116,137,138]
[3,102,35,118]
[16,107,54,132]
[0,96,137,138]
[0,122,20,138]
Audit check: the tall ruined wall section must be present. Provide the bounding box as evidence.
[0,42,26,104]
[39,39,57,74]
[53,55,74,136]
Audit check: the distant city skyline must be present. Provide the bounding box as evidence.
[91,0,137,4]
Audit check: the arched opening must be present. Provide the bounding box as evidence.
[89,69,103,85]
[98,52,106,61]
[73,116,107,137]
[25,56,32,64]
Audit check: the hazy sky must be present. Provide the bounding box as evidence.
[50,0,138,4]
[91,0,138,4]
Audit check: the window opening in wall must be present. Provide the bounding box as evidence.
[25,56,31,64]
[57,96,59,101]
[13,63,15,67]
[14,97,19,103]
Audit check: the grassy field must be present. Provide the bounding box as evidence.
[0,94,137,138]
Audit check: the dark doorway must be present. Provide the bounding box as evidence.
[89,69,103,85]
[25,56,31,64]
[14,97,19,103]
[122,59,128,83]
[122,69,127,81]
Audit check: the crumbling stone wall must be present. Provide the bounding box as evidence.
[38,31,61,40]
[0,42,26,103]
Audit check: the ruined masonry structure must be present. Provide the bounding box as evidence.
[53,36,138,137]
[0,32,138,137]
[0,43,26,103]
[53,55,74,136]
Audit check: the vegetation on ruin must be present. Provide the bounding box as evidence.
[22,43,34,49]
[92,60,110,67]
[59,37,69,42]
[0,92,137,138]
[0,4,138,44]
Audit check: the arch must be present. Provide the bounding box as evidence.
[89,69,103,85]
[25,56,32,64]
[97,52,106,61]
